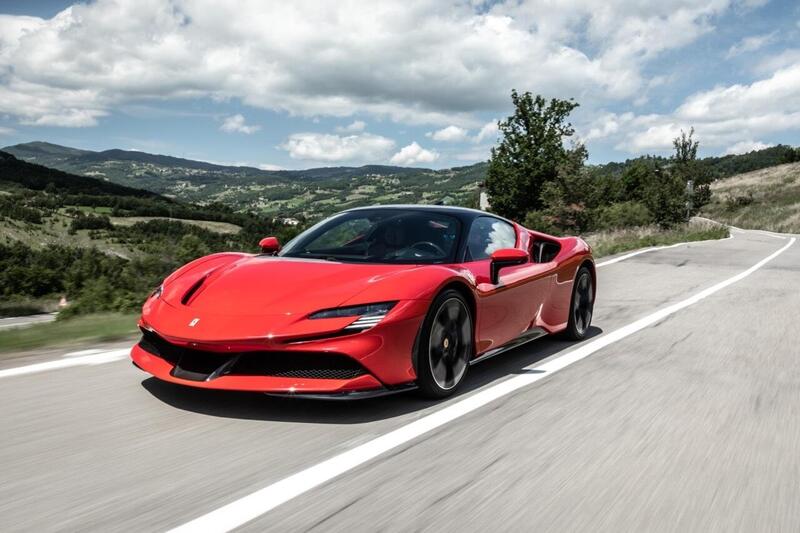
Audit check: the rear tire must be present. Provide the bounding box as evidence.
[563,265,594,341]
[415,290,474,398]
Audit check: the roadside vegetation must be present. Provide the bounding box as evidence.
[479,90,790,257]
[585,220,729,258]
[0,313,138,354]
[485,91,713,235]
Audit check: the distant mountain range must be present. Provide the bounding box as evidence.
[3,141,484,217]
[4,141,796,218]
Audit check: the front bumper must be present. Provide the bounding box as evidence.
[130,304,427,395]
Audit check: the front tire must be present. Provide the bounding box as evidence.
[415,290,473,398]
[563,265,594,340]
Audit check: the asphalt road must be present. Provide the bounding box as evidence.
[1,228,798,532]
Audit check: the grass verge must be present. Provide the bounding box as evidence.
[0,313,139,355]
[585,221,729,258]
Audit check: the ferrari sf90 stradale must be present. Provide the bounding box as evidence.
[131,205,595,398]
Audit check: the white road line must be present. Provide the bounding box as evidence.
[596,242,686,267]
[694,217,788,240]
[0,349,130,379]
[169,236,796,533]
[730,227,787,240]
[63,348,104,358]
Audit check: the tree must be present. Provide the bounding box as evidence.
[537,143,596,233]
[485,90,579,220]
[671,128,711,215]
[621,159,684,228]
[644,166,686,228]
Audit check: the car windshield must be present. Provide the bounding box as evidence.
[280,209,461,264]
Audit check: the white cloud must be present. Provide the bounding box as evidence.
[0,126,16,135]
[585,112,628,141]
[724,140,773,155]
[0,0,737,128]
[735,0,769,10]
[582,61,800,154]
[258,163,286,171]
[335,120,366,133]
[474,121,499,143]
[753,48,800,75]
[390,142,439,165]
[455,145,493,162]
[280,132,395,162]
[726,31,778,59]
[220,114,260,134]
[427,125,470,142]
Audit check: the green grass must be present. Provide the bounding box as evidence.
[585,222,730,258]
[0,313,139,355]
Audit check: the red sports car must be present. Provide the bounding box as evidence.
[131,205,595,399]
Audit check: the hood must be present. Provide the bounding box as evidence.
[162,255,419,317]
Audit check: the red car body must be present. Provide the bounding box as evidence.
[131,205,594,398]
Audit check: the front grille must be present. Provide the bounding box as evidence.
[138,330,367,381]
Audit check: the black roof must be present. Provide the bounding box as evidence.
[344,204,513,224]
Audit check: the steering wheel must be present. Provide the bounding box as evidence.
[409,241,446,256]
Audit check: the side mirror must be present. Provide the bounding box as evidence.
[259,236,281,255]
[490,248,528,284]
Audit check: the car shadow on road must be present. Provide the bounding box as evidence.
[141,325,603,424]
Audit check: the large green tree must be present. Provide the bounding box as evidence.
[485,90,579,221]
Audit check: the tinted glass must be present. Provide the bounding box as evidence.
[465,216,516,261]
[281,209,461,264]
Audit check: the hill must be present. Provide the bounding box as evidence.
[701,162,800,233]
[588,144,799,182]
[0,150,297,317]
[3,142,484,216]
[6,141,797,221]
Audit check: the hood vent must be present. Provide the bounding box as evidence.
[181,275,209,306]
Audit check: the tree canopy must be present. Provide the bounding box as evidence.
[485,91,579,221]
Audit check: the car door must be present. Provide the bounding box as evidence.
[464,216,557,354]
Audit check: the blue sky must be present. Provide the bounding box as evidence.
[0,0,798,169]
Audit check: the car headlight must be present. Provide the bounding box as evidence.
[150,284,164,300]
[309,301,397,331]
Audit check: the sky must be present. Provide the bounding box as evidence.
[0,0,798,170]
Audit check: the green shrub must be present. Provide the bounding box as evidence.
[523,210,560,235]
[594,201,653,230]
[69,213,113,232]
[725,193,754,211]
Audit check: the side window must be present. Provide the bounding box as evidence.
[466,217,517,261]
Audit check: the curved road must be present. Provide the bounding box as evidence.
[1,228,798,532]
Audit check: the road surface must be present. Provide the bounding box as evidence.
[1,228,798,532]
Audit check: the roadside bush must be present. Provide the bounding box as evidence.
[725,193,754,211]
[523,210,559,235]
[594,201,653,230]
